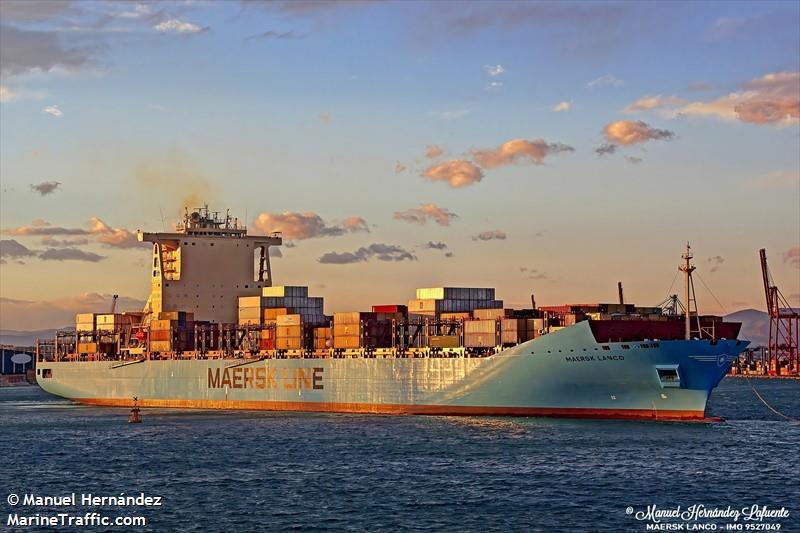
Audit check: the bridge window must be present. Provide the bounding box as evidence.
[601,346,610,351]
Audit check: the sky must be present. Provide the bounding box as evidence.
[0,0,799,330]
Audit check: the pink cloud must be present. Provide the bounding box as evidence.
[393,204,458,226]
[422,159,484,188]
[470,138,574,168]
[603,120,674,146]
[251,211,369,240]
[425,144,444,159]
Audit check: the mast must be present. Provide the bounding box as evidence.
[678,243,697,340]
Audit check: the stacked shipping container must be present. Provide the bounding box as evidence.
[408,287,502,316]
[238,286,327,327]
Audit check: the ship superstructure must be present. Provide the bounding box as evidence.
[35,207,749,421]
[140,206,281,324]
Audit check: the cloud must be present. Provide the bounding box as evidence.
[587,74,623,88]
[472,230,507,241]
[0,292,147,330]
[594,143,617,157]
[318,243,417,264]
[486,81,503,90]
[251,211,369,240]
[707,255,725,273]
[40,236,89,247]
[0,25,90,76]
[552,101,572,112]
[742,170,799,191]
[622,72,800,126]
[422,159,484,188]
[425,2,640,55]
[4,221,88,236]
[704,10,800,42]
[245,30,305,43]
[484,64,504,77]
[116,3,154,20]
[0,239,37,264]
[624,156,643,164]
[422,241,453,257]
[265,0,374,16]
[0,1,77,22]
[42,105,62,117]
[3,217,142,248]
[470,139,575,168]
[88,217,141,248]
[603,120,674,146]
[30,181,61,195]
[269,247,283,258]
[319,112,331,123]
[622,95,686,114]
[341,216,369,233]
[394,204,458,226]
[425,144,444,159]
[528,268,547,280]
[0,85,51,103]
[154,19,208,34]
[784,247,800,269]
[39,247,105,262]
[394,161,407,174]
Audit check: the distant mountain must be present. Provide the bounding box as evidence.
[0,329,62,347]
[724,309,768,347]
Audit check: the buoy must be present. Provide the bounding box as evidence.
[128,396,142,423]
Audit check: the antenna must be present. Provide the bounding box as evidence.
[678,242,698,340]
[159,206,166,232]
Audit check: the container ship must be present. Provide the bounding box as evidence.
[35,207,748,421]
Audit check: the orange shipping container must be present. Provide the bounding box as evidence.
[149,330,171,341]
[264,308,290,320]
[277,314,302,326]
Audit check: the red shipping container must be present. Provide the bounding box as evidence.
[258,338,275,351]
[371,305,408,314]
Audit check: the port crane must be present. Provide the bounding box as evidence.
[759,249,799,375]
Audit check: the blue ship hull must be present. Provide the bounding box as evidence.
[36,322,748,420]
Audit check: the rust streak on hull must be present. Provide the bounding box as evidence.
[74,397,707,421]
